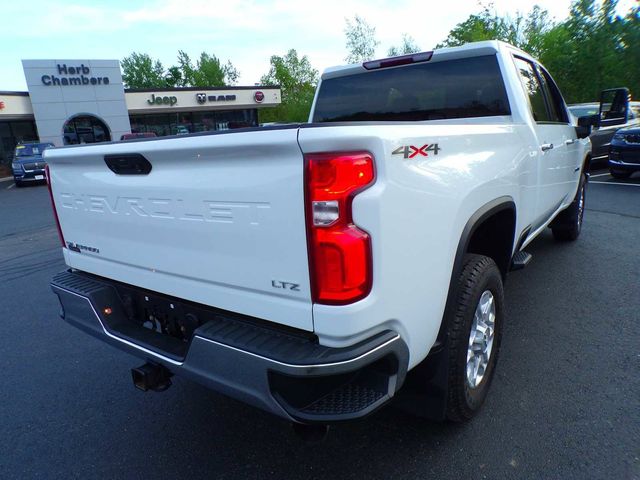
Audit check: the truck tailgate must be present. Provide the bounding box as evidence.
[46,128,313,331]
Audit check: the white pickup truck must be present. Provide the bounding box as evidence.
[47,41,595,428]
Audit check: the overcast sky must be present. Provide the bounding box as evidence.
[0,0,635,90]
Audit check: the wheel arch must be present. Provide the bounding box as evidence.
[400,196,516,421]
[436,196,516,346]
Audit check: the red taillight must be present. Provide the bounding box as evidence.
[305,152,375,305]
[45,164,66,248]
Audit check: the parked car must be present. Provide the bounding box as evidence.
[609,126,640,178]
[568,103,600,118]
[174,125,190,135]
[120,132,157,141]
[11,142,54,187]
[568,100,640,165]
[47,41,611,432]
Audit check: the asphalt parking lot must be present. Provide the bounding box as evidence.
[0,172,638,480]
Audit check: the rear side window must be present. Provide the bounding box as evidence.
[514,57,550,123]
[312,55,511,123]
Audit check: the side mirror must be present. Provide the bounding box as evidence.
[599,87,629,127]
[576,114,599,139]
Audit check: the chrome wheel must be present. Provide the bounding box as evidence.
[466,290,496,388]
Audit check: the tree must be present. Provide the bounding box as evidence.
[122,50,240,88]
[260,49,319,123]
[437,5,510,48]
[223,60,240,85]
[344,15,380,62]
[387,34,421,56]
[437,1,639,102]
[191,53,240,87]
[176,50,197,87]
[193,52,226,87]
[121,53,166,88]
[619,5,640,97]
[540,0,638,102]
[165,66,182,87]
[519,6,553,57]
[437,4,554,54]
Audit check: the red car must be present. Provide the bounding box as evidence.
[120,132,157,141]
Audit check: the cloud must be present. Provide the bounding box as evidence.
[1,0,637,89]
[3,3,126,36]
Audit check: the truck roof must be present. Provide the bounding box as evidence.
[321,40,531,80]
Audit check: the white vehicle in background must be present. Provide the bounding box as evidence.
[46,41,609,434]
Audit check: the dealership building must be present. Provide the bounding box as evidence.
[0,59,281,165]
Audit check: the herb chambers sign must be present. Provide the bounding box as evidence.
[41,64,110,87]
[22,59,130,147]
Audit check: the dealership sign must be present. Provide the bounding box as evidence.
[41,64,110,87]
[196,93,237,104]
[147,94,178,106]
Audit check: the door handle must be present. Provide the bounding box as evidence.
[540,143,554,151]
[565,139,576,145]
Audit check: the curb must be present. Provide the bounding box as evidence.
[0,176,14,183]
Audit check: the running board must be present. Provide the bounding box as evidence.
[510,251,532,271]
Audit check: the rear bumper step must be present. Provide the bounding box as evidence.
[51,270,409,423]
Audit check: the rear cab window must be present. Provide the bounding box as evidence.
[312,55,511,123]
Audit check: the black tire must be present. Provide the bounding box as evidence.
[551,171,587,241]
[446,254,504,422]
[14,180,23,188]
[609,169,632,179]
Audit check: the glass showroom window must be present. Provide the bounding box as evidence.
[62,115,111,145]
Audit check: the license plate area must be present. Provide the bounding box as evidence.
[114,286,208,352]
[106,282,276,360]
[136,292,201,341]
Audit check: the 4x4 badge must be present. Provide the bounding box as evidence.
[393,144,441,159]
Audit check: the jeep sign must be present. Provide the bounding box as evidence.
[147,94,178,106]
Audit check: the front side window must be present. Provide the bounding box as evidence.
[514,57,550,123]
[537,70,563,123]
[538,67,568,123]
